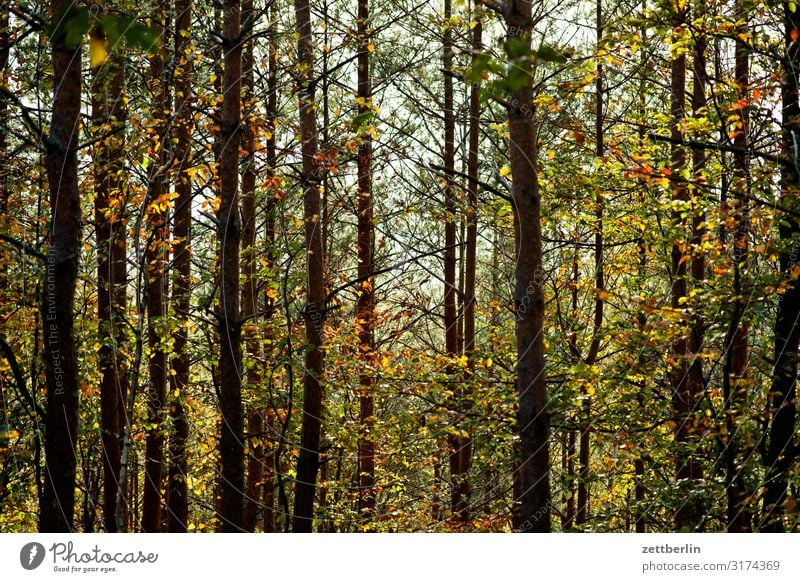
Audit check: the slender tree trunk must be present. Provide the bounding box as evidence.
[504,0,550,533]
[92,54,128,533]
[723,5,752,532]
[292,0,325,532]
[242,412,263,531]
[142,3,171,532]
[762,3,800,532]
[240,0,263,533]
[562,430,575,529]
[355,0,376,522]
[452,5,483,526]
[167,0,193,533]
[634,9,648,532]
[0,11,8,465]
[40,0,82,532]
[216,0,245,532]
[260,3,280,534]
[262,410,276,532]
[688,0,707,463]
[576,0,606,525]
[0,4,8,301]
[442,0,468,523]
[669,1,703,530]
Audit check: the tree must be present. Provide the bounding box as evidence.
[576,0,605,526]
[142,1,171,532]
[216,0,245,532]
[502,0,551,533]
[92,48,128,533]
[241,0,265,533]
[291,0,326,533]
[668,0,704,530]
[168,0,194,532]
[762,1,800,532]
[722,0,751,532]
[456,0,483,525]
[441,0,468,524]
[40,0,83,533]
[356,0,377,521]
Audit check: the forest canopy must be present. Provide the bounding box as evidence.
[0,0,800,533]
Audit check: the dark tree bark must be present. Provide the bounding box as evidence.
[291,0,326,533]
[0,4,8,293]
[242,412,263,531]
[576,0,606,526]
[142,2,171,532]
[762,2,800,532]
[40,0,82,533]
[240,0,263,533]
[92,54,128,533]
[442,0,469,523]
[167,0,193,533]
[356,0,376,521]
[503,0,550,533]
[669,1,704,530]
[216,0,245,532]
[260,3,280,534]
[450,5,483,527]
[723,3,752,532]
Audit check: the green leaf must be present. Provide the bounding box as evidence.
[101,15,161,52]
[791,2,797,13]
[504,37,530,59]
[535,44,567,64]
[51,6,90,48]
[501,65,530,93]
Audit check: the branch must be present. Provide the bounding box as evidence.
[647,132,783,165]
[0,233,45,260]
[0,338,45,419]
[324,242,467,306]
[428,163,512,203]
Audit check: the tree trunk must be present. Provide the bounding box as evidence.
[142,3,171,532]
[356,0,376,523]
[669,1,703,530]
[0,11,8,467]
[442,0,468,523]
[762,3,800,532]
[505,0,550,533]
[577,0,606,525]
[454,6,482,526]
[723,4,751,532]
[292,0,325,532]
[40,0,82,533]
[216,0,245,532]
[92,53,128,533]
[0,4,8,297]
[167,0,193,533]
[260,2,280,534]
[240,0,263,533]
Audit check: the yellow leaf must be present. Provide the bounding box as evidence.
[367,43,375,52]
[90,37,108,68]
[486,358,493,368]
[499,166,511,177]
